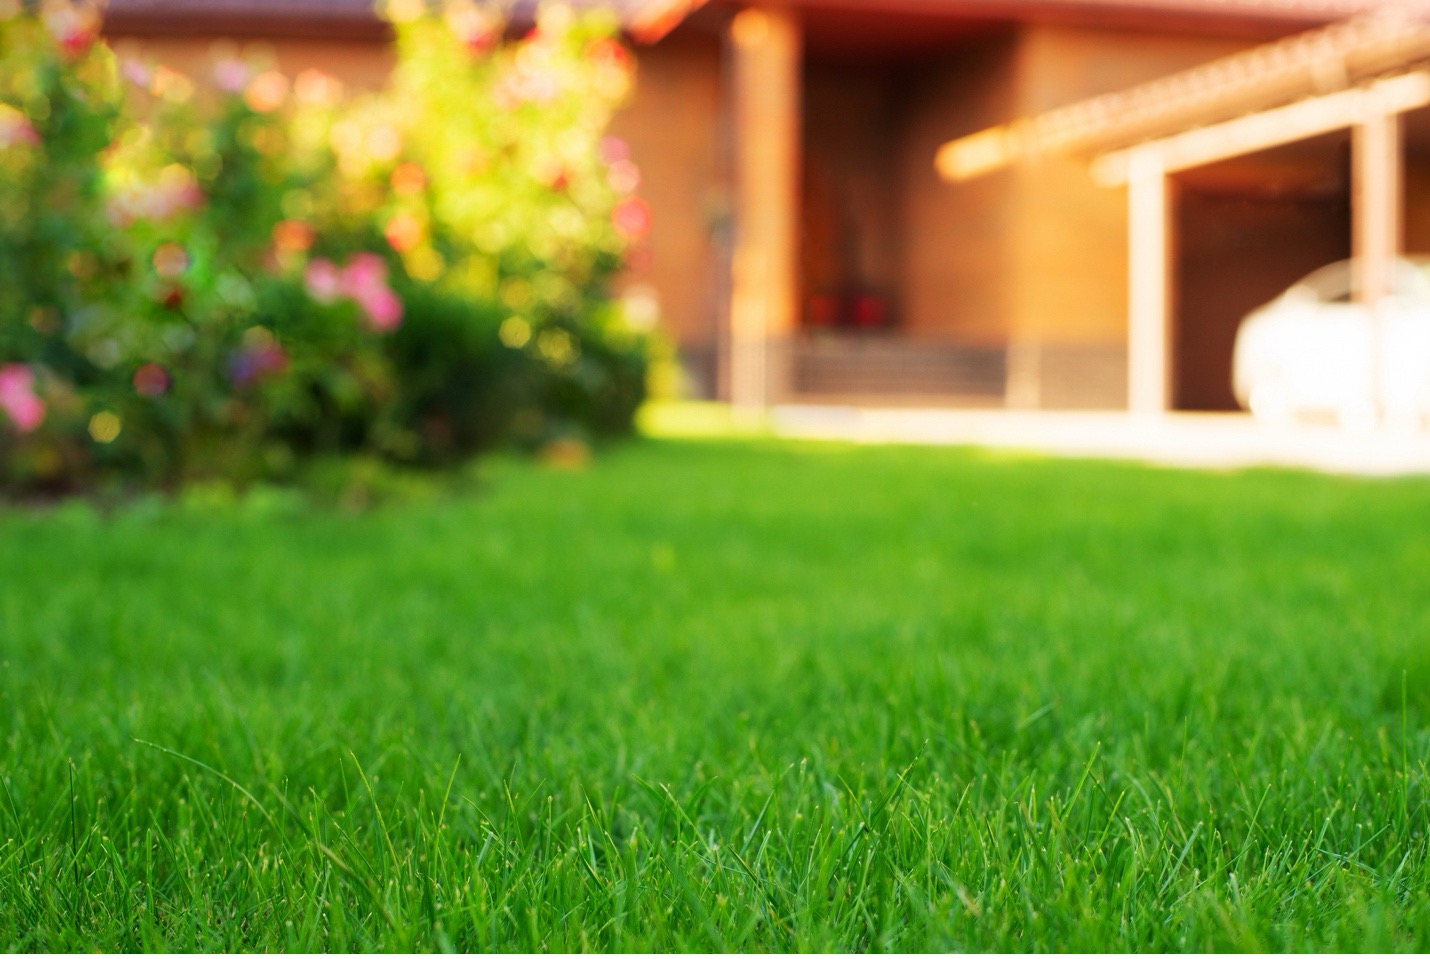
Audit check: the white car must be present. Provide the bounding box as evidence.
[1232,258,1430,429]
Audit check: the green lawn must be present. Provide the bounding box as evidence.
[4,436,1430,951]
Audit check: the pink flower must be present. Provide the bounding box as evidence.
[307,252,400,331]
[612,196,651,242]
[341,252,388,297]
[208,58,248,93]
[0,364,45,433]
[598,136,630,165]
[212,58,251,95]
[121,59,153,89]
[355,284,403,332]
[607,159,640,194]
[304,258,343,303]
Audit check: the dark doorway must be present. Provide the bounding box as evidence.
[1173,133,1351,411]
[800,63,904,333]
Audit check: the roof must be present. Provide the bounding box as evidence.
[103,0,690,42]
[937,1,1430,179]
[102,0,1400,44]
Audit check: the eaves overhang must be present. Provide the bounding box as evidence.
[936,2,1430,182]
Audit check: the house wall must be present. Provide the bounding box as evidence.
[608,30,727,395]
[897,34,1020,344]
[1006,24,1253,407]
[884,24,1253,405]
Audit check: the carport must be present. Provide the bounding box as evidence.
[937,6,1430,416]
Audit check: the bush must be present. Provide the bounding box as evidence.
[0,0,655,495]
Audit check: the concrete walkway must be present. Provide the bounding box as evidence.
[768,406,1430,476]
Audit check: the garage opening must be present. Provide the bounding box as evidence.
[1171,131,1351,411]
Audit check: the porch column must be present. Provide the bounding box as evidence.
[1126,149,1171,417]
[727,5,801,412]
[1353,98,1402,422]
[1352,99,1401,306]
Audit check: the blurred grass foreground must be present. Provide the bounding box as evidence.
[5,433,1430,950]
[0,0,655,496]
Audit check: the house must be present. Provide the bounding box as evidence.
[103,0,1407,413]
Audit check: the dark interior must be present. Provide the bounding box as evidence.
[1172,131,1351,411]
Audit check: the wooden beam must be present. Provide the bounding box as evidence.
[627,0,708,43]
[1126,149,1170,417]
[937,10,1430,183]
[1093,70,1430,184]
[727,6,801,412]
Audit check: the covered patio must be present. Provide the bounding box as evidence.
[938,5,1430,420]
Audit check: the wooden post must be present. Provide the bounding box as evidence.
[1126,148,1170,417]
[1353,97,1402,423]
[1353,100,1401,307]
[727,5,800,413]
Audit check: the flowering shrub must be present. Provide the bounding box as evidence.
[317,0,655,460]
[0,0,654,494]
[0,0,120,487]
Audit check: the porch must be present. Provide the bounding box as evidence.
[716,2,1263,411]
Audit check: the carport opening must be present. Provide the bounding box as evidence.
[1402,103,1430,259]
[1171,130,1351,412]
[1171,132,1353,412]
[1170,106,1430,414]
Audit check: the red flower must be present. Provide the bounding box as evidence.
[132,363,170,397]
